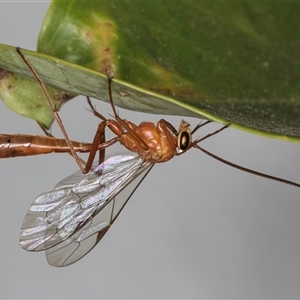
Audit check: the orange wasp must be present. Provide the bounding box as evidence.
[13,48,300,267]
[0,133,102,159]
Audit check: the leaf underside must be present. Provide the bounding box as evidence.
[0,1,299,141]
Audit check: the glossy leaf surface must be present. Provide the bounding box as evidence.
[0,1,300,140]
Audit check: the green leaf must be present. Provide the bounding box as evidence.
[0,45,203,127]
[0,67,69,129]
[0,1,300,140]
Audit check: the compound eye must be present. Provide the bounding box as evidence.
[178,131,190,151]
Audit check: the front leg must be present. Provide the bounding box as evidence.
[157,119,178,150]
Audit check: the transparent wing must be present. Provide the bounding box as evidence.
[20,152,153,266]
